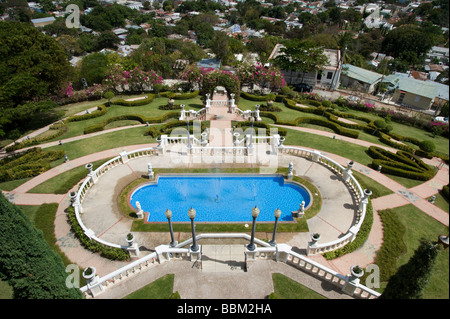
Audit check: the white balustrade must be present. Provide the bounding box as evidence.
[79,234,380,299]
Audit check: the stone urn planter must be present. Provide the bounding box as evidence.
[85,163,93,173]
[82,266,96,282]
[69,191,77,204]
[311,232,321,244]
[126,233,135,246]
[168,98,175,108]
[350,265,364,280]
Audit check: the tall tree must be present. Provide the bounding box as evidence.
[0,193,83,299]
[381,239,441,299]
[0,21,71,108]
[272,39,329,83]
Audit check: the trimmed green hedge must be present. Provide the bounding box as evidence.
[111,94,155,106]
[0,148,65,182]
[373,209,407,282]
[158,91,199,100]
[368,146,435,180]
[84,111,180,134]
[67,206,130,261]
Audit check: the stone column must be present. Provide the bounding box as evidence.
[126,233,140,258]
[120,151,129,164]
[83,267,104,297]
[343,160,354,182]
[148,163,154,179]
[342,265,364,296]
[359,189,372,211]
[306,233,320,256]
[312,150,321,162]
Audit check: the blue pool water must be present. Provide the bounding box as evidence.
[130,175,310,223]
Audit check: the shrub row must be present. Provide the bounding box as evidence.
[0,148,65,182]
[67,206,130,261]
[5,105,108,152]
[441,184,449,200]
[158,90,199,100]
[234,120,287,137]
[83,111,180,134]
[373,209,407,282]
[368,146,435,180]
[146,120,208,137]
[111,94,155,106]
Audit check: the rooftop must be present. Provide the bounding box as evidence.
[342,64,382,84]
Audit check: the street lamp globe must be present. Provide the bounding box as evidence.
[165,209,172,219]
[274,208,281,218]
[188,207,196,219]
[251,206,260,218]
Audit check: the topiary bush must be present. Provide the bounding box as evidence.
[418,140,436,153]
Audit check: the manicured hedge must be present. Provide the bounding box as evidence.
[368,146,435,180]
[111,94,155,106]
[83,111,180,134]
[441,184,449,200]
[240,91,271,102]
[67,206,130,261]
[373,209,407,282]
[0,148,65,182]
[158,91,199,100]
[66,104,107,122]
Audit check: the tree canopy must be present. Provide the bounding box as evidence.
[272,39,329,82]
[0,193,84,299]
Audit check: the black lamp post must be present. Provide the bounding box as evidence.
[165,209,176,248]
[188,207,199,252]
[269,208,282,246]
[247,206,260,251]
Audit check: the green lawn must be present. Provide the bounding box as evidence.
[378,205,449,299]
[283,127,374,166]
[45,126,156,160]
[124,274,175,299]
[29,158,111,194]
[271,273,327,299]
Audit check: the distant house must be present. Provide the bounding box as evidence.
[31,16,56,27]
[197,58,221,70]
[268,44,342,89]
[340,64,383,93]
[382,73,449,111]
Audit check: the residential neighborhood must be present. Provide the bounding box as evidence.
[1,0,447,114]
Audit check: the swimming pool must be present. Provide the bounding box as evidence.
[130,175,311,223]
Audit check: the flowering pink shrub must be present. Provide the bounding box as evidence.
[103,66,162,93]
[237,63,286,92]
[364,102,375,111]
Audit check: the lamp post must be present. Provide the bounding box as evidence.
[188,207,199,252]
[249,117,255,148]
[269,208,282,246]
[165,209,176,248]
[186,119,192,150]
[247,206,260,251]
